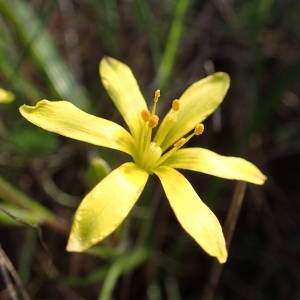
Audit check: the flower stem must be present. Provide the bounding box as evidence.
[201,181,247,300]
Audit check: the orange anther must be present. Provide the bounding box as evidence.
[148,114,159,128]
[174,138,186,148]
[194,123,204,135]
[172,99,180,111]
[141,109,151,122]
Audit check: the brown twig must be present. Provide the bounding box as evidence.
[201,181,247,300]
[0,245,30,300]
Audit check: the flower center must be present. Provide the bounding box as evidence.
[135,90,204,172]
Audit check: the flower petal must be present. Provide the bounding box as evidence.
[99,57,147,139]
[0,88,15,104]
[19,100,135,155]
[155,72,230,150]
[154,166,227,263]
[164,148,267,185]
[67,162,149,252]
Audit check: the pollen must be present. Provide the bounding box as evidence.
[141,109,151,122]
[194,123,204,135]
[172,99,180,111]
[148,114,159,128]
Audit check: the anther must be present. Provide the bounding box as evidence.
[154,89,160,103]
[194,123,204,135]
[148,114,159,128]
[172,99,180,111]
[141,109,151,122]
[174,138,186,148]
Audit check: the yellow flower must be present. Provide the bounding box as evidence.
[0,88,15,104]
[19,57,266,263]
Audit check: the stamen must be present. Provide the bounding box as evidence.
[172,99,180,111]
[173,124,205,149]
[141,109,151,122]
[155,124,205,168]
[148,114,159,128]
[194,123,204,135]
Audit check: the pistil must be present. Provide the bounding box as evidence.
[138,90,162,170]
[152,89,160,115]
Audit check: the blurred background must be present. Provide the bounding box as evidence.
[0,0,300,299]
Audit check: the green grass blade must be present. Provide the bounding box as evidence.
[0,16,42,100]
[98,247,150,300]
[156,0,190,88]
[0,175,54,224]
[0,0,90,109]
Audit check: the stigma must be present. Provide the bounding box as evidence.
[154,89,160,103]
[141,89,161,129]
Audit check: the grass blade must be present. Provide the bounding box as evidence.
[0,0,90,109]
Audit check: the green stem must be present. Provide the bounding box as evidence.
[156,0,190,88]
[0,175,54,224]
[98,247,150,300]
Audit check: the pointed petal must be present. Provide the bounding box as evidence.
[164,148,267,185]
[154,166,227,263]
[67,162,149,252]
[155,73,230,150]
[19,100,135,155]
[99,57,147,138]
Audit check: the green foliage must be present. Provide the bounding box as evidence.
[0,0,91,109]
[86,157,111,189]
[0,175,54,225]
[9,124,59,157]
[156,0,190,88]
